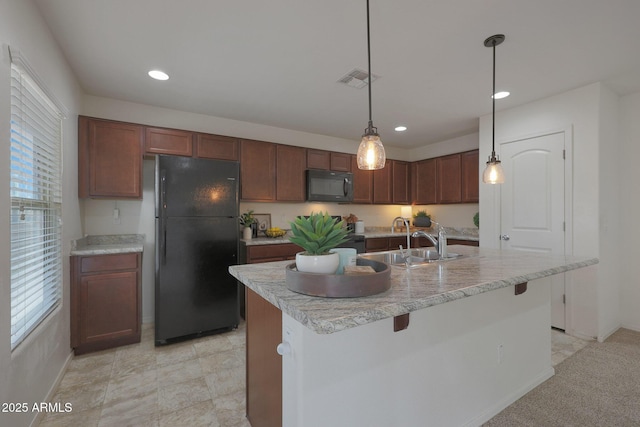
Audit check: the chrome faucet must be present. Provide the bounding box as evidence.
[392,216,411,252]
[412,222,447,259]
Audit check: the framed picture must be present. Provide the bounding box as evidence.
[253,213,271,237]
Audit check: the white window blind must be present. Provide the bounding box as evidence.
[10,55,63,350]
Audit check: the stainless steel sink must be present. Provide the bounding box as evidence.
[359,248,461,267]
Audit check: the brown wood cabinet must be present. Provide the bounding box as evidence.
[240,139,277,201]
[246,288,282,427]
[330,152,351,172]
[78,116,143,199]
[70,252,141,355]
[276,145,306,201]
[461,150,479,203]
[145,127,193,156]
[351,155,373,203]
[392,160,410,204]
[306,149,331,170]
[245,243,300,263]
[195,134,239,161]
[373,161,392,204]
[436,154,462,204]
[412,158,437,205]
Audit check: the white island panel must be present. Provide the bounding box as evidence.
[283,278,553,427]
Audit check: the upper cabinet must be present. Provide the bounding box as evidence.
[78,116,143,199]
[351,155,373,204]
[412,150,479,205]
[461,150,479,203]
[145,127,193,156]
[373,161,392,204]
[240,139,277,202]
[412,158,437,205]
[194,134,239,161]
[436,154,462,203]
[307,150,351,172]
[276,145,306,202]
[392,160,410,204]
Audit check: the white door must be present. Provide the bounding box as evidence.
[500,131,566,329]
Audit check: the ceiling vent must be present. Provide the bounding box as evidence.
[338,68,379,89]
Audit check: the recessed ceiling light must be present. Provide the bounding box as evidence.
[394,126,407,132]
[148,70,169,81]
[492,91,510,99]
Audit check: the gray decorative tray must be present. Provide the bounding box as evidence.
[285,258,391,298]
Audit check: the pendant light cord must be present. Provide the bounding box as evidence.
[366,0,373,130]
[491,38,496,157]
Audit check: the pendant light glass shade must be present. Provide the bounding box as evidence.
[483,156,505,184]
[357,0,385,170]
[357,126,386,170]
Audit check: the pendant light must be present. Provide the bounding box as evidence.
[482,34,506,184]
[357,0,386,170]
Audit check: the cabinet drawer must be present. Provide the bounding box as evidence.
[81,253,139,273]
[365,238,389,252]
[247,244,301,263]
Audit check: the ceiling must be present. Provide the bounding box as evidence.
[35,0,640,148]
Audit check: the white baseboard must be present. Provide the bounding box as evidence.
[29,350,74,427]
[463,367,555,427]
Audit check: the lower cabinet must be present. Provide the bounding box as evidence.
[366,236,478,252]
[245,243,301,264]
[70,252,142,355]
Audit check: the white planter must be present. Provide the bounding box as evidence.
[295,252,340,274]
[243,226,253,240]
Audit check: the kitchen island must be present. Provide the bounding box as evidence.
[229,246,597,427]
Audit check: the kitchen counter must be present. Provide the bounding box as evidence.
[70,234,145,256]
[229,245,596,334]
[241,226,478,246]
[234,246,598,426]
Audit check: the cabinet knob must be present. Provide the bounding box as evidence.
[500,234,510,241]
[276,342,291,356]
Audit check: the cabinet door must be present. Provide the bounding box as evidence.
[461,150,479,203]
[412,158,437,204]
[276,145,306,201]
[79,270,139,345]
[195,134,239,161]
[351,155,373,203]
[240,139,277,201]
[392,160,410,204]
[145,127,193,156]
[307,149,330,170]
[365,237,389,252]
[79,116,143,199]
[436,154,462,203]
[373,161,392,204]
[330,152,351,172]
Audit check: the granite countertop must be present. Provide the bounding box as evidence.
[242,226,478,246]
[70,234,145,256]
[228,246,598,335]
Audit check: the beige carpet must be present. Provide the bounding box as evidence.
[485,328,640,427]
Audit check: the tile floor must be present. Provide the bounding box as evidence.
[39,323,249,427]
[39,324,589,427]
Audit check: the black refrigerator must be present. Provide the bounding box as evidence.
[155,155,240,345]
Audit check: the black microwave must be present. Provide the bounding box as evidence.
[306,169,354,202]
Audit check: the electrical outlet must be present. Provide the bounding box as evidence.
[113,208,121,225]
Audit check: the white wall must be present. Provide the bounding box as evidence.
[0,1,83,426]
[619,92,640,331]
[479,82,623,340]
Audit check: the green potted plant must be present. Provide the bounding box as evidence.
[289,212,349,274]
[413,210,432,228]
[239,210,256,240]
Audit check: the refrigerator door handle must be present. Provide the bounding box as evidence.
[160,170,167,265]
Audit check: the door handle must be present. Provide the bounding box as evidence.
[500,234,510,241]
[343,178,349,197]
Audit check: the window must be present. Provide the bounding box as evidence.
[10,51,64,350]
